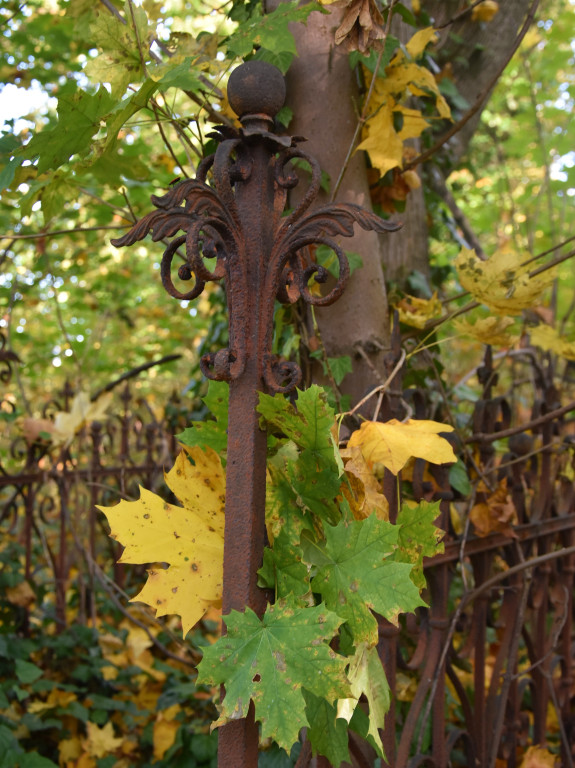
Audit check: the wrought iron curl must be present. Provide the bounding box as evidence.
[111,61,401,395]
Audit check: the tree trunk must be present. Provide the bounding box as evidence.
[267,0,536,402]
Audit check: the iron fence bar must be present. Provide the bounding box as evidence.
[110,59,398,767]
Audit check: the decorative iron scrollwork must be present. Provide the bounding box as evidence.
[112,61,399,394]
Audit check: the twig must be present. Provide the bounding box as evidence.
[435,0,491,29]
[341,348,406,419]
[5,225,131,240]
[404,0,540,171]
[528,247,575,278]
[429,166,486,259]
[151,102,190,177]
[330,0,399,201]
[91,354,182,401]
[467,400,575,444]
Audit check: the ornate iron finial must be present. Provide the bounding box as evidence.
[112,60,399,395]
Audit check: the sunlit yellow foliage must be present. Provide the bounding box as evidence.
[358,28,451,176]
[345,419,456,476]
[453,315,519,347]
[530,324,575,360]
[98,446,225,636]
[455,247,553,315]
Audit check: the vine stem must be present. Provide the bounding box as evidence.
[340,348,406,420]
[330,0,399,202]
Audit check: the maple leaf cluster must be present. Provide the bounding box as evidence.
[99,383,453,762]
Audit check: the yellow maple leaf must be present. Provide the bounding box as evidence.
[52,391,113,445]
[455,247,553,315]
[59,736,83,766]
[83,722,123,759]
[341,445,389,520]
[98,446,225,636]
[359,37,451,177]
[472,0,499,22]
[454,315,519,347]
[530,324,575,361]
[358,98,404,176]
[28,688,77,714]
[345,419,456,476]
[519,745,557,768]
[406,27,437,58]
[395,292,443,328]
[153,704,181,761]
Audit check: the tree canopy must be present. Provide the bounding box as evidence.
[1,0,574,411]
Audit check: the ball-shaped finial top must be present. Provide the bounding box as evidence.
[228,61,286,119]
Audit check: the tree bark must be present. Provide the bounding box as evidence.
[267,0,536,402]
[268,3,395,404]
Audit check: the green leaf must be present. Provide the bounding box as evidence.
[305,515,425,644]
[177,381,228,458]
[253,48,294,75]
[101,78,158,156]
[394,501,444,590]
[265,462,315,547]
[196,600,350,751]
[84,2,151,97]
[226,1,322,59]
[259,528,310,601]
[327,356,352,386]
[23,84,117,173]
[303,690,350,767]
[449,459,472,496]
[338,644,389,758]
[258,386,338,472]
[153,58,203,91]
[19,754,59,768]
[15,660,43,684]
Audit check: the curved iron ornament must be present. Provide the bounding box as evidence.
[111,64,400,395]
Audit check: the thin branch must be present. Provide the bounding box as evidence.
[404,0,540,171]
[5,225,131,240]
[435,0,491,29]
[342,348,406,419]
[150,102,191,177]
[429,166,486,259]
[91,354,182,401]
[467,400,575,444]
[528,247,575,278]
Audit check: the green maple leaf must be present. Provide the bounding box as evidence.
[196,600,350,751]
[226,1,322,59]
[338,643,389,758]
[259,528,310,601]
[394,500,444,590]
[23,85,116,173]
[85,2,151,97]
[303,690,350,767]
[265,462,313,547]
[178,381,229,459]
[258,385,339,472]
[304,515,425,645]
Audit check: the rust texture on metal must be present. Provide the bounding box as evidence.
[112,60,399,767]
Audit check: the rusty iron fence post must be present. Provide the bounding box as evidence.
[112,60,398,766]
